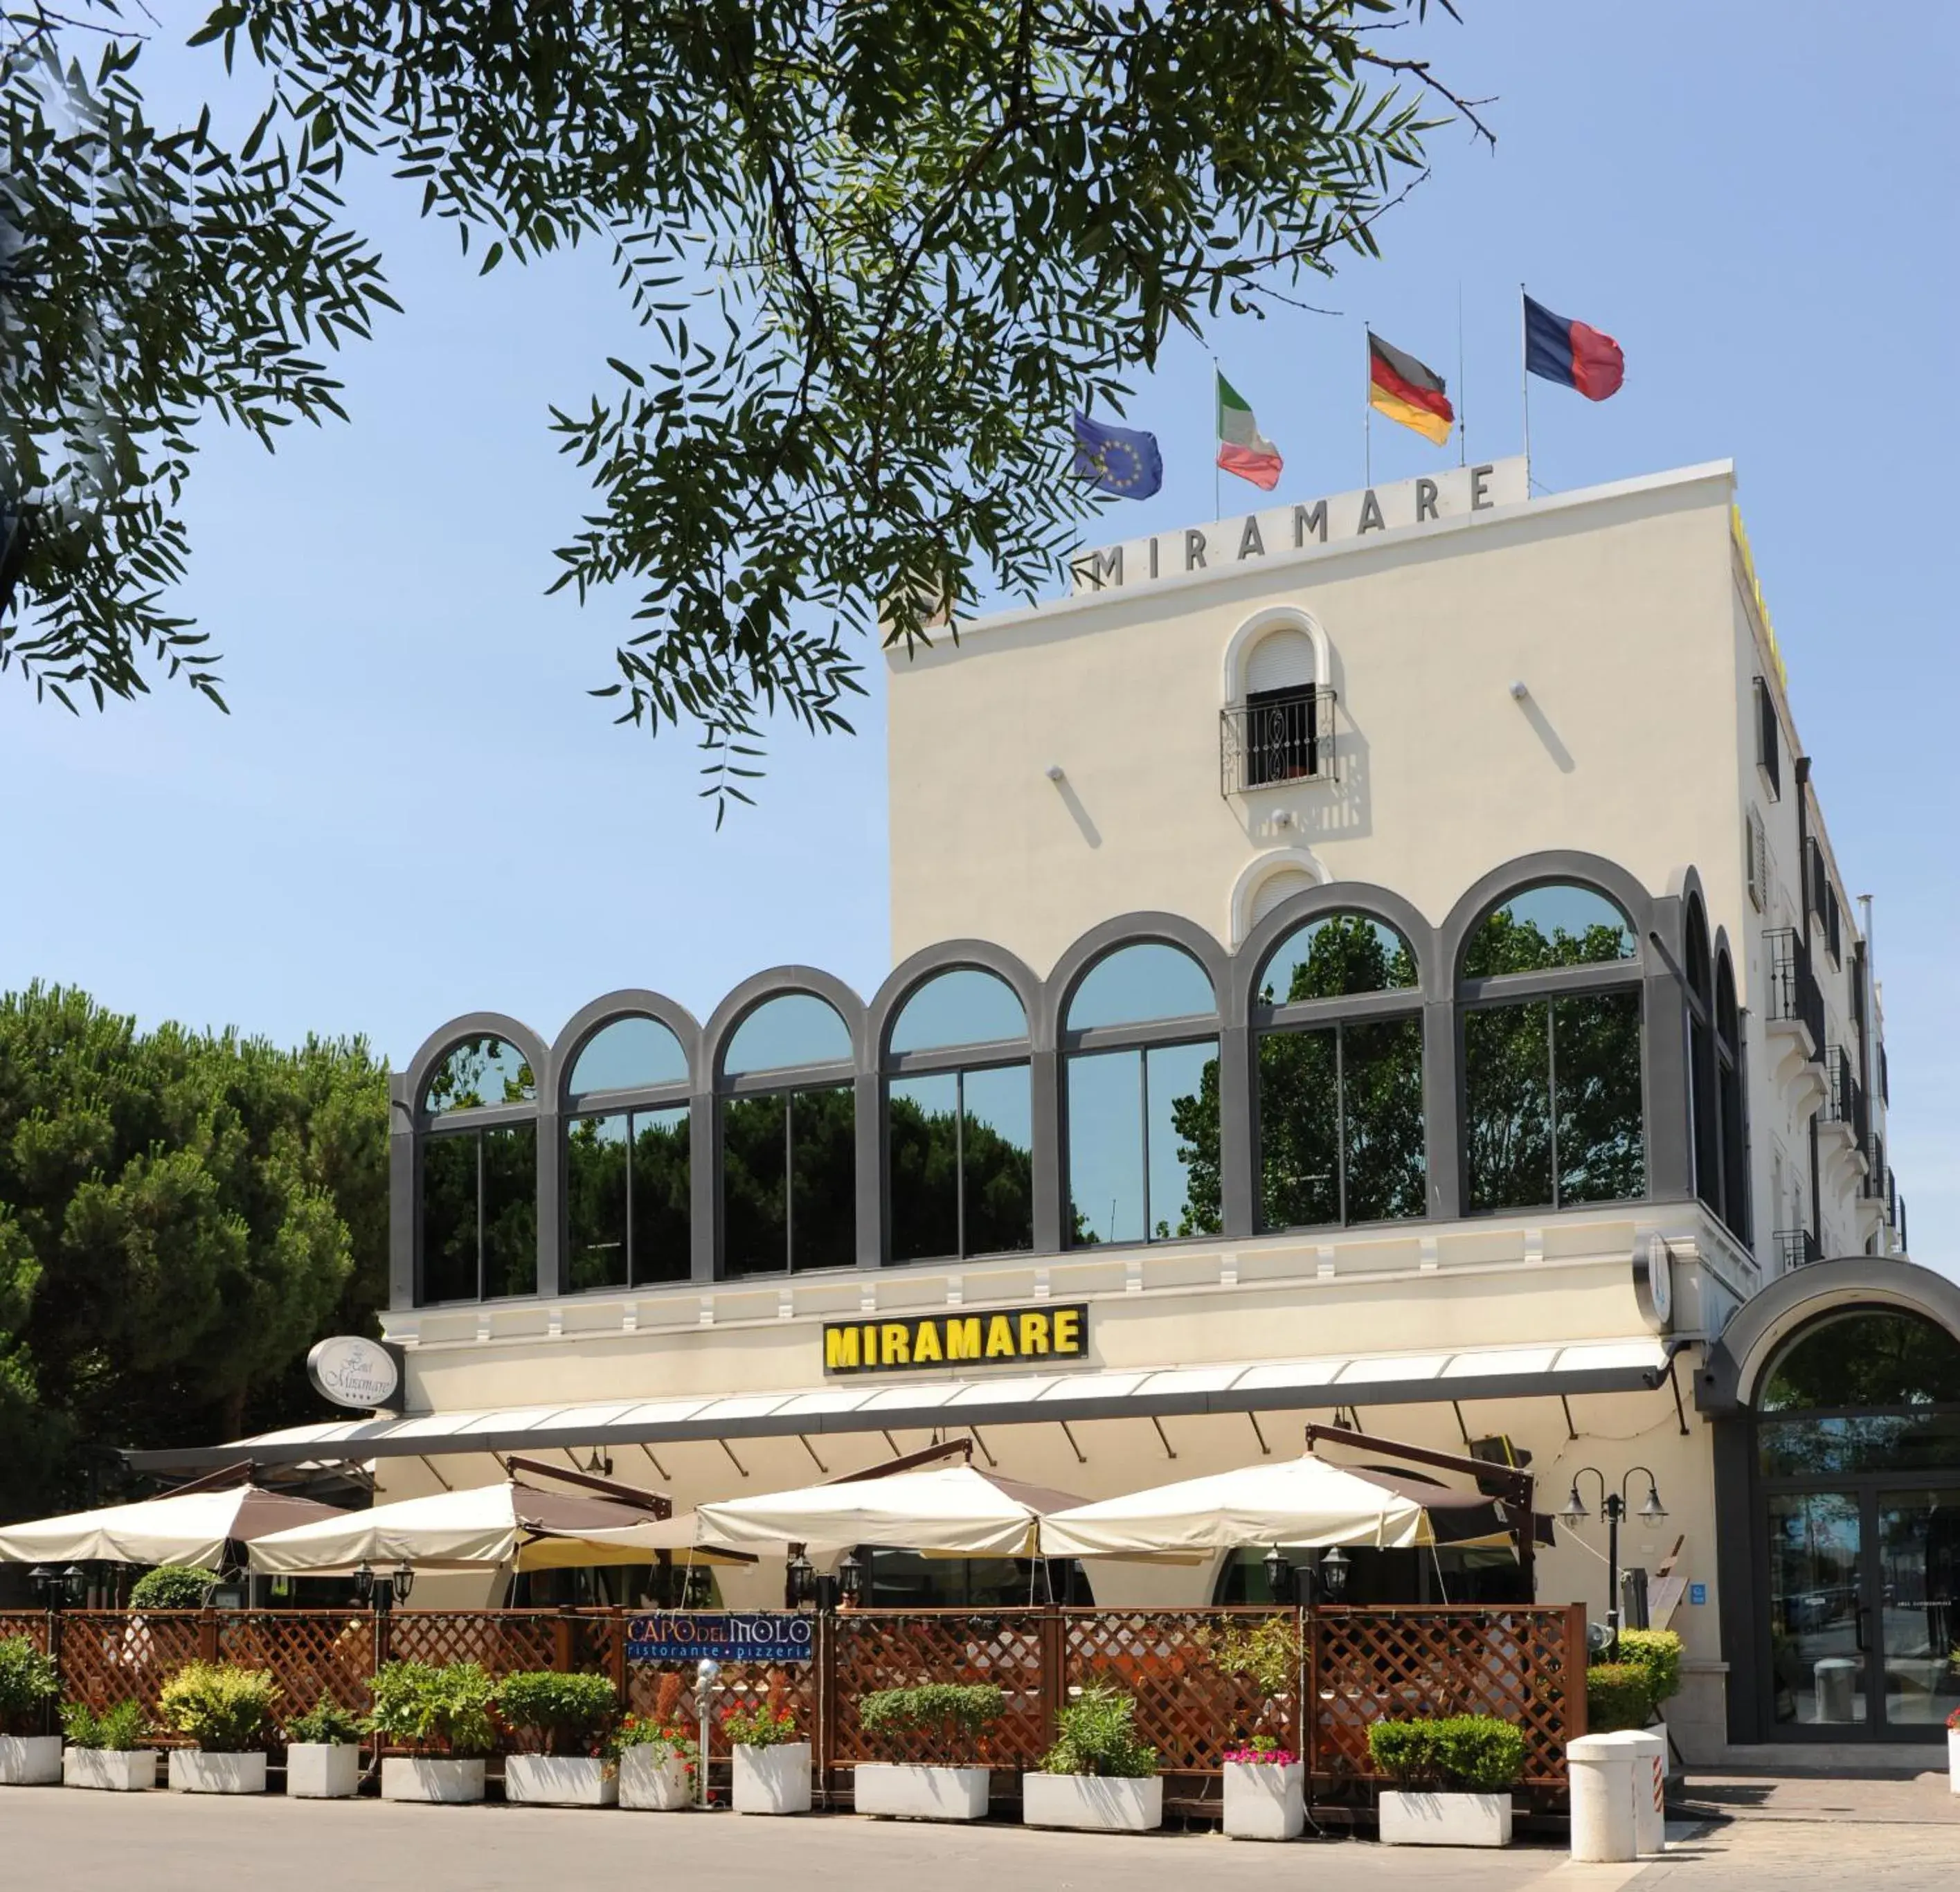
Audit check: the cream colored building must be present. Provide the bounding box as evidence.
[145,458,1958,1765]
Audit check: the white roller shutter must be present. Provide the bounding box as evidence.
[1244,628,1315,695]
[1251,867,1316,924]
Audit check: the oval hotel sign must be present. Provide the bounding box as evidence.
[307,1335,402,1411]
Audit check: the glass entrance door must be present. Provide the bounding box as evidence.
[1766,1490,1864,1730]
[1874,1489,1960,1733]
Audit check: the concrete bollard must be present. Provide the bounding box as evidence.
[1592,1730,1666,1855]
[1567,1735,1638,1862]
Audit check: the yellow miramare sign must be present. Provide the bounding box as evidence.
[822,1304,1087,1376]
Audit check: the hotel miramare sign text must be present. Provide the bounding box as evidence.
[822,1304,1088,1376]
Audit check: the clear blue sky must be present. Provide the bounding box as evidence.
[2,4,1953,1270]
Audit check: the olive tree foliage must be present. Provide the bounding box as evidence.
[3,1,1486,815]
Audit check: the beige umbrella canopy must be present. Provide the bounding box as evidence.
[0,1485,345,1570]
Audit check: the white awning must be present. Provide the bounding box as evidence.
[127,1336,1678,1472]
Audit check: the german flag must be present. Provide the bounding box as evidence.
[1368,332,1454,447]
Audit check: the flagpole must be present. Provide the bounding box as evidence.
[1363,325,1372,487]
[1457,282,1468,469]
[1519,282,1532,487]
[1212,359,1221,521]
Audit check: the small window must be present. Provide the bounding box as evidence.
[723,993,852,1074]
[1463,885,1636,977]
[1754,677,1781,800]
[567,1015,689,1097]
[1746,808,1770,912]
[1825,885,1842,966]
[424,1037,536,1113]
[1066,944,1214,1031]
[1257,913,1418,1005]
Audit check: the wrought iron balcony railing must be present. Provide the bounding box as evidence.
[1774,1227,1822,1270]
[1220,686,1337,795]
[1764,928,1826,1053]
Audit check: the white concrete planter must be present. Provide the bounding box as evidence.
[64,1749,157,1792]
[504,1754,619,1807]
[1378,1790,1513,1848]
[381,1756,487,1803]
[1948,1728,1959,1796]
[1021,1772,1163,1833]
[0,1734,64,1785]
[287,1742,361,1799]
[853,1763,989,1821]
[619,1747,693,1811]
[1223,1760,1304,1840]
[732,1741,811,1815]
[169,1750,267,1794]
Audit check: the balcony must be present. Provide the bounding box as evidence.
[1220,686,1338,796]
[1763,927,1828,1115]
[1816,1045,1870,1189]
[1774,1227,1822,1270]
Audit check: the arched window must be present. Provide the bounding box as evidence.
[719,993,855,1276]
[1236,626,1323,787]
[1460,883,1644,1212]
[885,969,1033,1263]
[1063,943,1219,1246]
[1684,896,1720,1219]
[564,1014,692,1292]
[419,1036,538,1304]
[1252,914,1424,1229]
[1715,953,1749,1243]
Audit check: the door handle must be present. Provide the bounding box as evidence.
[1854,1606,1870,1652]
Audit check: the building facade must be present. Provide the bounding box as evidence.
[153,457,1957,1761]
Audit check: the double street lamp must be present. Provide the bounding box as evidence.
[351,1561,417,1611]
[1262,1544,1350,1605]
[29,1565,88,1610]
[1559,1467,1666,1658]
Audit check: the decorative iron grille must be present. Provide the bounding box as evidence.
[1220,687,1337,795]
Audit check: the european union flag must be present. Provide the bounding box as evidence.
[1072,411,1162,499]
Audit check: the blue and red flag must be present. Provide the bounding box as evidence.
[1524,294,1624,402]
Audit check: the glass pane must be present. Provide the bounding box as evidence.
[723,993,852,1075]
[890,969,1027,1052]
[424,1036,535,1112]
[723,1094,787,1274]
[1464,1003,1552,1211]
[889,1073,960,1263]
[1761,1312,1960,1410]
[1148,1039,1221,1239]
[789,1085,856,1272]
[1464,884,1636,976]
[1876,1491,1960,1731]
[1067,943,1214,1030]
[480,1122,537,1297]
[1759,1414,1960,1478]
[1258,914,1418,1004]
[1257,1027,1339,1232]
[1766,1490,1864,1727]
[566,1113,629,1292]
[1342,1016,1427,1223]
[566,1016,688,1096]
[962,1063,1034,1256]
[421,1133,480,1303]
[631,1106,691,1285]
[1067,1049,1144,1246]
[1554,990,1645,1204]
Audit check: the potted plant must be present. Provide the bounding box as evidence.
[285,1698,364,1799]
[1209,1616,1304,1841]
[61,1701,157,1792]
[0,1636,62,1785]
[1585,1662,1656,1733]
[496,1671,620,1806]
[366,1659,496,1803]
[854,1682,1003,1821]
[1948,1702,1959,1796]
[617,1674,698,1812]
[1368,1714,1525,1848]
[1022,1683,1161,1833]
[127,1566,217,1612]
[1615,1630,1682,1768]
[723,1678,809,1816]
[159,1659,280,1793]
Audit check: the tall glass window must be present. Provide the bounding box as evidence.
[419,1036,539,1303]
[1253,914,1424,1229]
[721,993,855,1274]
[1063,944,1219,1245]
[885,968,1032,1263]
[1461,883,1644,1213]
[564,1013,691,1290]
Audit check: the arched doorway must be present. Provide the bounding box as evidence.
[1752,1308,1960,1739]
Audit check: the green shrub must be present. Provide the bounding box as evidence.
[128,1567,216,1611]
[1585,1662,1655,1733]
[494,1671,620,1756]
[285,1698,363,1746]
[363,1661,497,1758]
[1039,1684,1157,1779]
[1612,1630,1682,1707]
[857,1683,1003,1760]
[63,1700,151,1751]
[1205,1616,1303,1701]
[1367,1715,1526,1793]
[158,1660,281,1752]
[0,1636,60,1736]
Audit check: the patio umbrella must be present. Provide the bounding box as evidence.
[1037,1452,1432,1558]
[246,1479,705,1575]
[0,1485,346,1569]
[695,1463,1085,1558]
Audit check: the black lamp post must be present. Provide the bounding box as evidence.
[1319,1546,1350,1602]
[786,1549,816,1608]
[351,1561,377,1607]
[30,1564,87,1610]
[837,1550,865,1605]
[1561,1467,1666,1659]
[392,1562,416,1605]
[1263,1546,1296,1604]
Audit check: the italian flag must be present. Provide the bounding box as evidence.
[1216,370,1283,491]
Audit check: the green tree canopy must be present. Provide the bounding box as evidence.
[3,1,1484,813]
[0,982,388,1520]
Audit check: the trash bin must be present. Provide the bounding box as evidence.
[1814,1656,1858,1723]
[1567,1736,1637,1862]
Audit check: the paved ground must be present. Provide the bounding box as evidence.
[1,1776,1953,1891]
